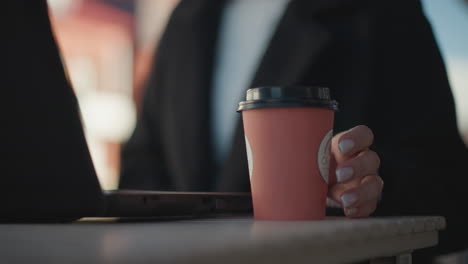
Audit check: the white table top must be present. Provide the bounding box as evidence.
[0,216,445,264]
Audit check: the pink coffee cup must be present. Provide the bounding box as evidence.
[238,86,338,220]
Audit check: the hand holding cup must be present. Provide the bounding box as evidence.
[328,125,384,218]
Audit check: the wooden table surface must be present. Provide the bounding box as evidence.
[0,216,445,264]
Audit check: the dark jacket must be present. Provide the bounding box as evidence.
[120,0,468,260]
[2,1,103,220]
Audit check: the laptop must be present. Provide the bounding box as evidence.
[2,88,252,221]
[1,6,251,222]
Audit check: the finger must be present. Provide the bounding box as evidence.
[335,150,380,183]
[331,125,374,161]
[328,176,361,205]
[344,201,378,218]
[340,175,384,209]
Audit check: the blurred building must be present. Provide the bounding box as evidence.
[48,0,179,189]
[49,0,136,190]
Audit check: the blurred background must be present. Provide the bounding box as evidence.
[47,0,468,192]
[47,1,467,261]
[48,0,179,190]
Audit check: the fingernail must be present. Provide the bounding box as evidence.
[341,193,358,207]
[347,208,358,216]
[339,139,355,154]
[336,167,354,183]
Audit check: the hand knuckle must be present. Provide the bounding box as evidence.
[357,125,374,140]
[356,125,369,131]
[359,151,377,174]
[365,177,382,199]
[358,203,376,217]
[377,177,384,190]
[369,151,381,168]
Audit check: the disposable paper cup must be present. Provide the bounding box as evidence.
[238,86,338,220]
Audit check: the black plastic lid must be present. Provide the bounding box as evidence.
[237,86,338,112]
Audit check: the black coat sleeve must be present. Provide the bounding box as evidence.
[369,1,468,256]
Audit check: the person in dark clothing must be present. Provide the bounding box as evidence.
[1,0,463,262]
[120,0,468,262]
